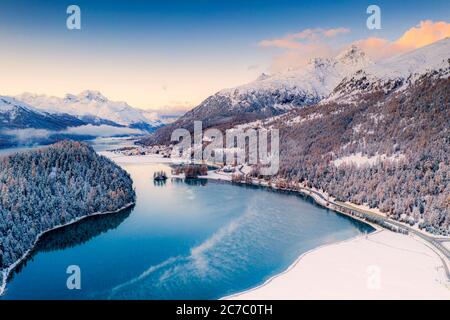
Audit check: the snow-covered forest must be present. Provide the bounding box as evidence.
[0,141,135,285]
[275,73,449,235]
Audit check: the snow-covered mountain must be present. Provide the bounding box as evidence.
[0,96,85,130]
[222,44,371,101]
[327,38,450,103]
[185,45,372,124]
[16,90,164,132]
[142,39,450,146]
[141,45,373,144]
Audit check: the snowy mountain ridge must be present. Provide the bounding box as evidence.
[0,96,45,115]
[0,95,85,131]
[218,45,372,106]
[16,90,164,129]
[327,37,450,103]
[142,38,449,146]
[162,45,373,132]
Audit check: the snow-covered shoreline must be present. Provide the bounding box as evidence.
[221,231,380,300]
[224,230,450,299]
[0,202,135,297]
[217,177,449,299]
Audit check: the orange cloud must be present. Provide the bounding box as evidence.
[259,27,350,72]
[354,20,450,61]
[261,21,449,72]
[323,27,351,38]
[260,38,304,49]
[270,43,334,72]
[397,20,450,48]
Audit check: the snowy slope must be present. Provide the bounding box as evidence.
[364,37,450,79]
[220,45,371,101]
[16,90,164,130]
[1,96,44,115]
[0,96,85,130]
[207,45,371,113]
[168,45,372,128]
[327,38,450,103]
[142,45,373,144]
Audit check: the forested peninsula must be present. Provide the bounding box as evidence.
[0,141,135,294]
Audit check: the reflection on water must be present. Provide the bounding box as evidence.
[8,208,132,282]
[39,209,132,252]
[153,179,167,187]
[172,178,209,187]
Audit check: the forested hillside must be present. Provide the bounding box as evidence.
[0,141,135,287]
[273,71,449,235]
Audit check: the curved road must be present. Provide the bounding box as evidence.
[300,187,450,280]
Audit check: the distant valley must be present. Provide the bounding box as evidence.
[0,91,177,148]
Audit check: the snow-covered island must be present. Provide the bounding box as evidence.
[0,141,136,295]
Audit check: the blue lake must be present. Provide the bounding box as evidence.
[1,154,374,299]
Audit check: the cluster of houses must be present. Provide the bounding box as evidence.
[112,145,172,157]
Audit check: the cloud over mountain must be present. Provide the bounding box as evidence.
[354,20,450,61]
[260,20,450,72]
[259,27,351,72]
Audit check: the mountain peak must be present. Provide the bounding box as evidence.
[78,90,108,102]
[256,73,271,81]
[336,45,370,66]
[307,57,333,69]
[13,91,165,130]
[63,93,78,102]
[326,38,450,104]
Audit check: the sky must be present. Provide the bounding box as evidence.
[0,0,449,112]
